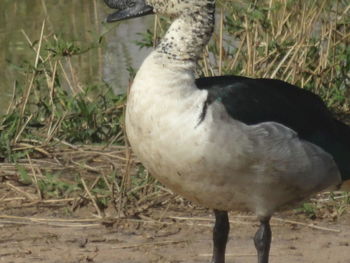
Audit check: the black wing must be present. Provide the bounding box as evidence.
[195,75,350,180]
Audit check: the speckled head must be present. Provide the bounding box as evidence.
[104,0,216,61]
[147,0,215,17]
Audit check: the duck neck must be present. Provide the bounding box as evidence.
[155,1,215,62]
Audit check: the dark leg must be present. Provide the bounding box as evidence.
[254,217,272,263]
[211,210,229,263]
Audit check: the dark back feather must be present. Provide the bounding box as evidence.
[196,76,350,181]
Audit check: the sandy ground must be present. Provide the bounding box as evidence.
[1,204,350,263]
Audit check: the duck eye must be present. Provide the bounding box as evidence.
[126,0,136,8]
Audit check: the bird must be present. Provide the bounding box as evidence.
[103,0,350,262]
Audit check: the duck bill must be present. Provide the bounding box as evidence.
[104,0,154,22]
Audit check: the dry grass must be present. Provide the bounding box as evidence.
[0,22,174,220]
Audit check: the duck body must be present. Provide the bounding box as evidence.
[104,0,349,262]
[126,51,341,218]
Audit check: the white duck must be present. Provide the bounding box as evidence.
[103,0,350,262]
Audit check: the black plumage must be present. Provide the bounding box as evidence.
[196,75,350,181]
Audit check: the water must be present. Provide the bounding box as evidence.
[0,0,153,114]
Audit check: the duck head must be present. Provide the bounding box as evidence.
[104,0,215,22]
[104,0,154,22]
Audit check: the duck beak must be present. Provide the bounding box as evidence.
[104,0,154,22]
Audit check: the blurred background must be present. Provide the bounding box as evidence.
[0,0,153,114]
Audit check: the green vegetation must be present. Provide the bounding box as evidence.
[295,191,350,220]
[1,0,349,219]
[0,28,165,217]
[0,36,125,160]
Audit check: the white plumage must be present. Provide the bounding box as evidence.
[103,0,349,262]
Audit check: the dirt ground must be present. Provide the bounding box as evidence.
[1,203,350,263]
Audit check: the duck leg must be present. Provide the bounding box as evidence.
[254,217,272,263]
[211,210,229,263]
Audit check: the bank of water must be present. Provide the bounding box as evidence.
[0,0,152,115]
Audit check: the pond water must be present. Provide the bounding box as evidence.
[0,0,153,115]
